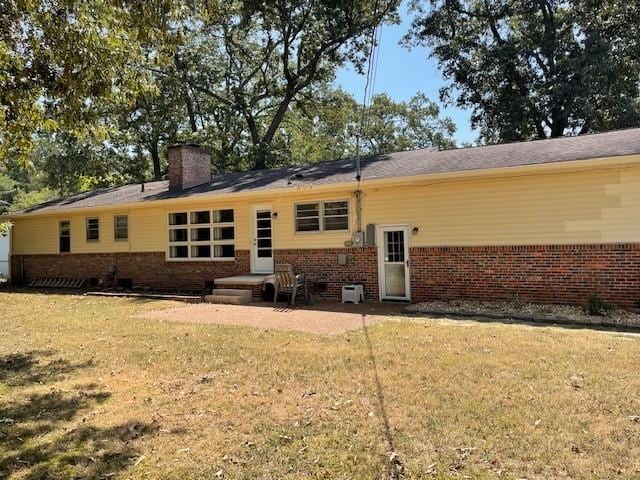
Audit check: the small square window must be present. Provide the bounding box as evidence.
[213,244,235,258]
[191,227,211,242]
[213,209,234,223]
[191,245,211,258]
[213,226,234,241]
[169,245,189,258]
[86,218,99,241]
[169,212,188,225]
[169,229,188,242]
[190,211,210,224]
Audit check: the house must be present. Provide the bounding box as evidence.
[4,128,640,307]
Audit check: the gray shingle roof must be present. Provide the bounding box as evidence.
[14,127,640,215]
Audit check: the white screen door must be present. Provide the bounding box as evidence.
[252,207,274,273]
[377,225,410,301]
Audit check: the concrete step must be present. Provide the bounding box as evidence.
[211,288,252,298]
[204,288,253,305]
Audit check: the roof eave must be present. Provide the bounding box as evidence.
[6,153,640,219]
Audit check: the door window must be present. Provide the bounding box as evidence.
[256,210,272,258]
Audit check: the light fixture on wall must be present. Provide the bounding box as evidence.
[412,226,419,235]
[272,212,278,219]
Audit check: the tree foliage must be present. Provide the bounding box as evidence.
[0,0,208,163]
[284,90,456,161]
[0,0,460,212]
[406,0,640,142]
[151,0,401,170]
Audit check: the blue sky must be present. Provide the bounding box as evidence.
[333,4,478,145]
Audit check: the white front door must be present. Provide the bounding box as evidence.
[252,206,274,273]
[377,225,410,301]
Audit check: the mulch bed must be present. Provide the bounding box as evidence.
[405,299,640,330]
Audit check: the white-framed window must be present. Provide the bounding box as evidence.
[59,220,71,252]
[86,217,99,242]
[168,209,235,260]
[114,215,128,241]
[295,200,349,233]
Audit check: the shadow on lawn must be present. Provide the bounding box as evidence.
[0,350,155,479]
[0,349,95,387]
[361,314,405,480]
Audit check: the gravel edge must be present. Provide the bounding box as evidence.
[403,308,640,331]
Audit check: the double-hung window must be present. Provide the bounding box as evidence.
[168,209,235,260]
[295,200,349,233]
[114,215,128,241]
[86,217,99,241]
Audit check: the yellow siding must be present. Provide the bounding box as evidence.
[11,199,254,255]
[11,216,59,254]
[363,166,640,246]
[10,163,640,255]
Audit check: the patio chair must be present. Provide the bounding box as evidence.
[273,264,306,307]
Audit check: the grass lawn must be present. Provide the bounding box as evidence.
[1,292,639,479]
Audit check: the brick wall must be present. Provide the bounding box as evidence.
[274,248,379,300]
[10,243,640,307]
[12,250,250,292]
[410,244,640,308]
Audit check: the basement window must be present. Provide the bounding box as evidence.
[86,217,99,242]
[295,200,349,233]
[168,209,235,260]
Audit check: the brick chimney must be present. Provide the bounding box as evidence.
[167,144,212,192]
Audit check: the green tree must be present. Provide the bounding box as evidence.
[152,0,401,170]
[360,92,456,153]
[0,172,16,213]
[0,0,208,164]
[29,133,146,196]
[406,0,640,142]
[114,75,185,180]
[283,90,456,162]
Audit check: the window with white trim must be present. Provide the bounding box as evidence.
[114,215,128,240]
[86,217,99,241]
[168,209,235,260]
[295,200,348,233]
[59,220,71,252]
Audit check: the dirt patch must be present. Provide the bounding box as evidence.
[406,299,640,329]
[138,301,404,335]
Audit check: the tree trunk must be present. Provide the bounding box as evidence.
[150,138,161,180]
[185,90,198,133]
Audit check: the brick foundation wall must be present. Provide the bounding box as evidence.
[10,243,640,307]
[273,248,379,300]
[410,244,640,308]
[12,250,250,292]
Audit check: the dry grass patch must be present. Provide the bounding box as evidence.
[0,291,639,479]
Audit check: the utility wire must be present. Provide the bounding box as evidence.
[354,4,382,234]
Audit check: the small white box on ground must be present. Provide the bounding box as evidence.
[342,284,364,304]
